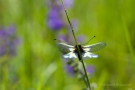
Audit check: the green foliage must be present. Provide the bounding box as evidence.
[0,0,135,90]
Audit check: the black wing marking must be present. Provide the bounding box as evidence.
[55,40,75,54]
[82,42,106,52]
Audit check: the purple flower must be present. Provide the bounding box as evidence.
[57,34,67,41]
[46,0,74,31]
[86,65,94,74]
[47,7,64,30]
[65,65,74,75]
[0,26,18,56]
[0,28,6,38]
[0,46,4,56]
[77,35,85,43]
[5,26,15,36]
[62,0,73,9]
[68,19,78,31]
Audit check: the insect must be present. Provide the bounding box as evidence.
[54,39,106,60]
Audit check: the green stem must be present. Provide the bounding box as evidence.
[80,60,91,90]
[61,0,91,90]
[122,16,135,72]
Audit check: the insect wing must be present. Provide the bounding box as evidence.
[63,52,77,59]
[56,40,75,54]
[82,52,98,58]
[83,42,106,52]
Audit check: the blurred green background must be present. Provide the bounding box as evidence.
[0,0,135,90]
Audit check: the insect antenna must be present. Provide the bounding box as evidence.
[54,39,57,40]
[54,38,67,43]
[54,38,62,42]
[81,36,96,45]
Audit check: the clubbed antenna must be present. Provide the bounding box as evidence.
[82,36,96,45]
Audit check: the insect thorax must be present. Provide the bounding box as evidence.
[74,45,84,60]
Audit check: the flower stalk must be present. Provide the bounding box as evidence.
[61,0,91,90]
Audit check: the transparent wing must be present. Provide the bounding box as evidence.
[63,52,77,59]
[55,40,75,54]
[82,52,98,58]
[82,42,106,52]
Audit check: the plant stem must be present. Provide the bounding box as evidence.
[61,0,91,90]
[122,16,135,72]
[80,60,91,90]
